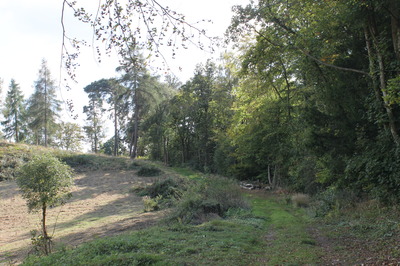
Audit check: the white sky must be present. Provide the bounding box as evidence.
[0,0,247,137]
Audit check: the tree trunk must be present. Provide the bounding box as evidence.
[42,203,51,255]
[390,0,400,61]
[113,104,118,156]
[366,14,400,145]
[130,92,139,159]
[44,68,48,147]
[267,165,272,186]
[15,111,19,143]
[93,101,98,153]
[163,136,169,165]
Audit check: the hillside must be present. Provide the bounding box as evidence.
[0,142,399,265]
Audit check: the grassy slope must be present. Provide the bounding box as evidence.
[20,164,322,265]
[1,141,399,264]
[22,194,322,266]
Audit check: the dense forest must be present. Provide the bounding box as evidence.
[1,0,400,204]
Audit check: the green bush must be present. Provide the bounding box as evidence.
[170,176,249,224]
[128,161,141,170]
[138,178,183,199]
[309,187,359,217]
[143,195,163,212]
[137,166,163,177]
[291,193,310,208]
[0,155,27,181]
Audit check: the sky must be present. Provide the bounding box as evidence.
[0,0,248,137]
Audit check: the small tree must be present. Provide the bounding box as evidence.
[17,154,73,255]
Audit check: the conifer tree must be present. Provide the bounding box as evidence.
[1,79,26,142]
[27,59,61,146]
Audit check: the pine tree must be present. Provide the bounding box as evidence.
[1,79,26,142]
[27,59,61,146]
[83,95,105,153]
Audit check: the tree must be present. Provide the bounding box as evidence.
[17,154,73,255]
[1,79,26,142]
[27,59,61,147]
[117,45,175,158]
[83,93,105,153]
[0,77,3,102]
[84,78,127,156]
[56,122,85,151]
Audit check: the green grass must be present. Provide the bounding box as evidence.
[246,193,322,265]
[6,142,397,264]
[22,191,324,265]
[23,217,268,265]
[171,167,204,181]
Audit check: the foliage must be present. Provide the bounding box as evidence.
[142,195,162,212]
[137,165,163,177]
[17,153,74,212]
[26,59,61,147]
[169,176,249,224]
[291,193,311,208]
[21,190,324,266]
[17,153,74,255]
[61,0,212,82]
[1,79,26,142]
[55,122,84,151]
[0,154,27,181]
[136,177,183,200]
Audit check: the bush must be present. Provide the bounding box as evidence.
[137,165,163,177]
[17,154,74,255]
[0,155,27,181]
[143,195,163,212]
[309,187,359,217]
[170,176,249,224]
[133,177,187,210]
[138,178,183,199]
[291,193,310,208]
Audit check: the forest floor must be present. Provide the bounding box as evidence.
[0,169,166,265]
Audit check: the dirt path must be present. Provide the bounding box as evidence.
[0,170,165,265]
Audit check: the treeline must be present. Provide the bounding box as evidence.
[2,0,400,204]
[0,59,84,151]
[137,0,400,204]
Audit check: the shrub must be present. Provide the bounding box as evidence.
[128,161,141,170]
[0,155,27,181]
[291,193,310,208]
[170,176,249,224]
[309,187,359,217]
[137,165,163,177]
[17,154,74,255]
[142,195,163,212]
[139,178,183,199]
[134,177,187,210]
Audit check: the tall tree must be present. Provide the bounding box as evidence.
[1,79,26,142]
[27,59,61,146]
[83,95,105,153]
[83,78,127,156]
[117,47,172,158]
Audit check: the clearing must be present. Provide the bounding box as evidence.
[0,169,165,264]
